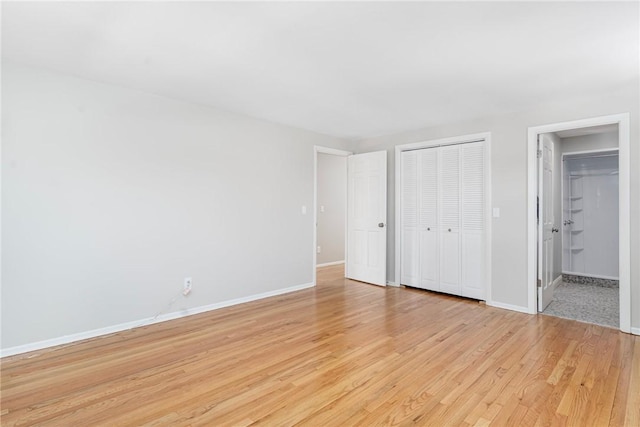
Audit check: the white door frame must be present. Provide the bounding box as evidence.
[313,146,352,286]
[527,113,631,333]
[394,132,492,301]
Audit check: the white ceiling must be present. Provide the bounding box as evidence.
[2,2,638,140]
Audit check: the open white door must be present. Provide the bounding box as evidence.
[538,134,555,311]
[346,151,387,286]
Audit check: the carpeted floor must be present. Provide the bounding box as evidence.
[542,281,619,328]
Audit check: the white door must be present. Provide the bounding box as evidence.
[538,134,555,311]
[347,151,387,286]
[438,146,461,295]
[400,151,419,287]
[419,149,439,291]
[460,142,485,299]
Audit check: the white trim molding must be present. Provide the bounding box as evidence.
[316,260,345,268]
[527,113,631,333]
[486,301,530,314]
[1,282,314,358]
[394,132,492,304]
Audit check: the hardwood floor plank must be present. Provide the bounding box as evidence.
[609,334,634,427]
[1,264,638,426]
[624,340,640,426]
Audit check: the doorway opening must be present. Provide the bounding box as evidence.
[527,114,631,333]
[539,128,620,327]
[313,146,388,288]
[316,152,347,268]
[313,146,350,285]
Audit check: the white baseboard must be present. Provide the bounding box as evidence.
[316,260,345,268]
[1,282,314,358]
[631,327,640,336]
[486,300,531,314]
[386,281,400,287]
[562,271,619,281]
[552,275,562,290]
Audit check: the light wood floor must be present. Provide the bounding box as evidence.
[2,265,639,426]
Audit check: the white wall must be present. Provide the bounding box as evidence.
[316,153,346,265]
[561,131,619,154]
[1,63,350,352]
[563,154,619,278]
[354,80,639,329]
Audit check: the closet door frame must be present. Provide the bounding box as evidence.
[395,132,492,302]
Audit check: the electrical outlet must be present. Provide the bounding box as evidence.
[183,277,192,296]
[317,246,321,253]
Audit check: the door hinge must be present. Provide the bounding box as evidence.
[537,279,542,288]
[537,149,542,159]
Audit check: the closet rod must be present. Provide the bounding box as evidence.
[563,153,618,161]
[403,139,484,152]
[569,172,618,177]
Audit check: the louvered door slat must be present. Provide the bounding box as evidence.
[402,151,418,227]
[461,141,485,299]
[462,143,484,231]
[419,149,438,228]
[439,145,460,294]
[401,151,419,286]
[439,147,460,230]
[419,149,438,291]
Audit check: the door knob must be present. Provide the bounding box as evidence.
[552,227,559,233]
[378,223,385,228]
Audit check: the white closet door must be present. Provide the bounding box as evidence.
[400,151,419,286]
[461,142,485,299]
[419,149,439,291]
[439,146,461,295]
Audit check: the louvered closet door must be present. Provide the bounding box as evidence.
[400,151,419,287]
[418,149,439,291]
[461,142,485,299]
[439,146,461,295]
